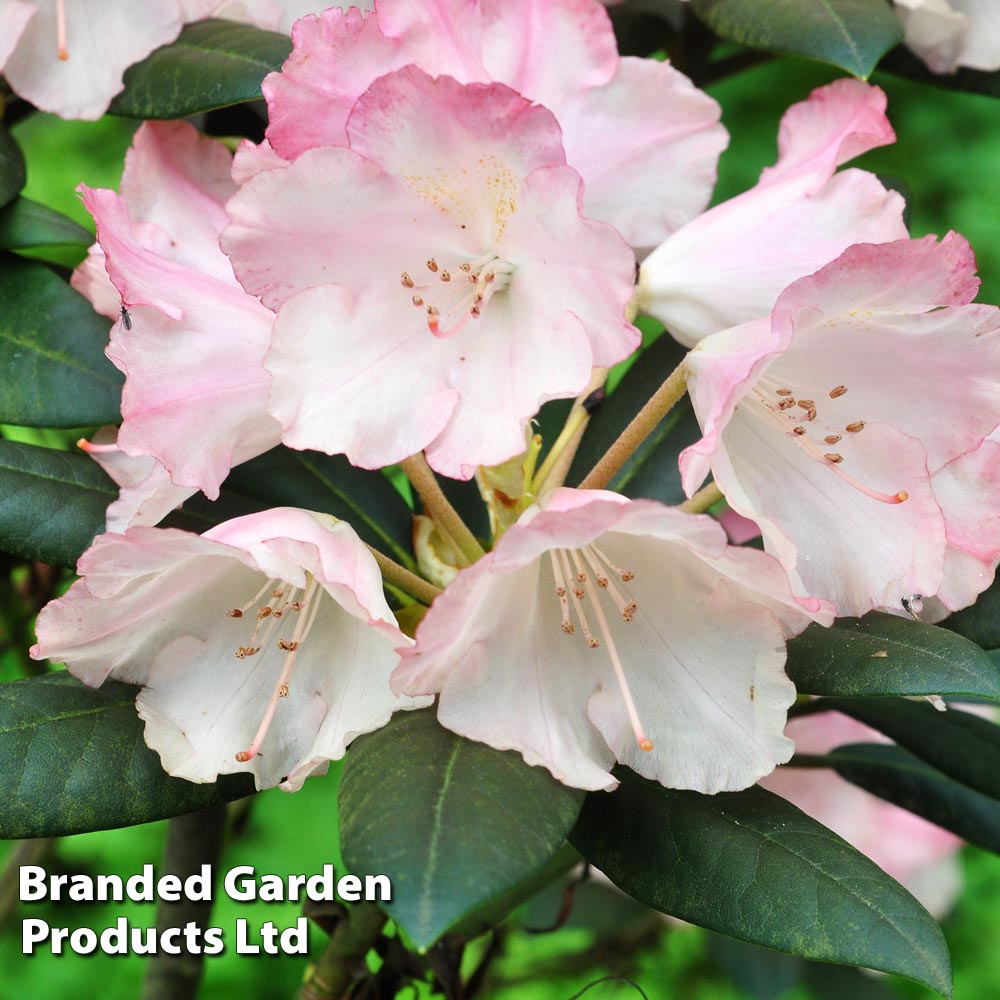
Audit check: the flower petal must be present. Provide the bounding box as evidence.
[556,55,726,250]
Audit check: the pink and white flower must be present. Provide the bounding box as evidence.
[638,79,909,347]
[393,488,833,793]
[73,121,282,524]
[895,0,1000,73]
[31,508,425,790]
[224,67,638,479]
[256,0,727,250]
[681,234,1000,618]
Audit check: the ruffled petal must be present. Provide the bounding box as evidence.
[556,55,726,250]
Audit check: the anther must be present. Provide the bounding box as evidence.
[401,272,414,288]
[778,398,796,410]
[440,270,451,282]
[797,399,815,409]
[829,385,848,398]
[426,258,438,272]
[824,453,844,463]
[776,388,792,396]
[412,295,424,307]
[235,751,252,762]
[793,427,806,436]
[227,609,244,618]
[278,684,289,698]
[278,640,299,651]
[846,421,866,433]
[824,434,842,445]
[806,408,817,421]
[459,262,472,272]
[256,606,273,620]
[235,646,258,659]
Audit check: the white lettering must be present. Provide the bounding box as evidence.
[19,866,47,902]
[225,866,257,902]
[21,919,49,953]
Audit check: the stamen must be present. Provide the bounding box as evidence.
[829,385,848,398]
[57,0,68,60]
[560,551,598,646]
[824,434,842,445]
[589,544,634,582]
[797,399,815,409]
[776,388,792,396]
[824,453,844,464]
[401,272,414,288]
[235,578,323,764]
[846,421,866,433]
[793,426,806,436]
[548,552,575,634]
[426,258,438,273]
[581,547,636,622]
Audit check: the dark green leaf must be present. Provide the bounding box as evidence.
[0,197,93,252]
[0,124,26,209]
[827,697,1000,801]
[0,673,255,838]
[786,612,1000,702]
[691,0,903,78]
[571,770,952,998]
[225,447,416,569]
[567,334,699,503]
[0,254,123,426]
[0,441,114,566]
[109,19,291,119]
[339,708,585,949]
[829,743,1000,854]
[940,575,1000,651]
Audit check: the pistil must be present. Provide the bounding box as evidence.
[232,576,323,764]
[549,546,652,752]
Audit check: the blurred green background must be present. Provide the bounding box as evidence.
[2,53,999,1000]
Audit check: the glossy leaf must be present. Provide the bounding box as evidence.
[571,769,952,998]
[941,576,1000,651]
[0,254,123,426]
[0,125,26,209]
[109,19,292,119]
[225,447,416,569]
[567,333,699,503]
[0,441,114,567]
[339,709,585,950]
[829,743,1000,854]
[0,673,255,838]
[827,697,1000,801]
[0,197,93,252]
[786,612,1000,702]
[691,0,903,78]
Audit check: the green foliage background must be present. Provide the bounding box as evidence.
[3,50,1000,1000]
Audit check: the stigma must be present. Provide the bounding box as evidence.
[548,545,653,754]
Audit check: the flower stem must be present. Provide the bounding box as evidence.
[401,453,486,565]
[578,358,688,491]
[680,481,724,514]
[533,369,607,495]
[366,544,442,607]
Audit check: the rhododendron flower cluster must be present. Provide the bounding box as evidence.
[28,0,1000,815]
